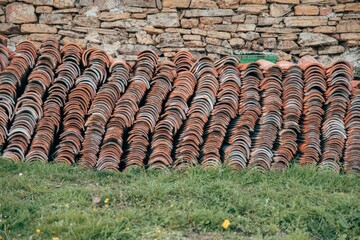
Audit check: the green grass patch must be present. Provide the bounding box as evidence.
[0,160,360,239]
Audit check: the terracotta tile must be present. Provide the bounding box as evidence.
[0,38,357,174]
[0,40,37,161]
[96,50,158,171]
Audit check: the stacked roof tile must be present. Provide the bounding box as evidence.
[124,61,176,169]
[0,41,37,152]
[78,59,130,169]
[3,40,60,162]
[174,57,219,170]
[0,36,10,71]
[54,49,110,165]
[298,56,327,166]
[272,61,303,170]
[0,38,358,174]
[201,56,241,168]
[96,50,158,171]
[224,63,262,170]
[26,44,83,162]
[320,61,352,173]
[344,81,360,174]
[148,51,196,169]
[248,60,283,172]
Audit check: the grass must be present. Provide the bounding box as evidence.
[0,160,360,240]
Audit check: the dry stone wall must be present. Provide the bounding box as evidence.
[0,0,359,66]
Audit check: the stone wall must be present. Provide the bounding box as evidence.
[0,0,359,66]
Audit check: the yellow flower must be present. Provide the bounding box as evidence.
[125,227,130,231]
[104,204,109,208]
[157,229,161,233]
[36,229,41,235]
[104,198,110,204]
[222,219,231,229]
[92,208,97,212]
[185,171,189,175]
[52,237,59,240]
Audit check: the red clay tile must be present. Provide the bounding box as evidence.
[78,59,131,169]
[201,56,241,168]
[3,40,60,163]
[96,50,158,171]
[297,56,327,166]
[0,38,357,174]
[248,60,283,172]
[53,48,110,166]
[174,56,219,170]
[0,41,37,159]
[124,61,177,170]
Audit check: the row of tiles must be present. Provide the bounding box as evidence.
[0,38,358,174]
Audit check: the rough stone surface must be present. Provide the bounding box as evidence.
[181,18,199,28]
[260,37,277,49]
[28,33,61,41]
[163,0,191,8]
[216,0,240,8]
[21,24,57,33]
[318,45,345,54]
[155,32,184,47]
[301,0,336,5]
[36,6,53,13]
[136,31,154,45]
[277,40,299,51]
[6,2,37,24]
[238,24,256,32]
[207,30,231,39]
[190,0,218,8]
[184,40,206,47]
[0,23,20,34]
[239,32,260,41]
[294,5,320,15]
[184,9,234,17]
[240,0,266,3]
[337,20,360,33]
[62,36,87,48]
[237,5,268,14]
[258,17,282,26]
[39,13,72,25]
[148,13,180,28]
[268,0,299,3]
[284,16,328,27]
[93,0,117,10]
[53,0,76,9]
[183,34,201,41]
[231,14,245,23]
[74,16,100,27]
[200,17,222,25]
[345,3,360,12]
[270,4,292,17]
[298,32,338,46]
[313,26,337,33]
[229,38,245,47]
[214,24,238,32]
[206,45,233,55]
[123,0,156,7]
[340,33,360,40]
[99,12,130,22]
